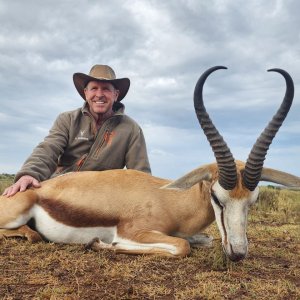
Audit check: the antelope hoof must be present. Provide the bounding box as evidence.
[26,231,43,243]
[0,226,43,243]
[19,225,43,243]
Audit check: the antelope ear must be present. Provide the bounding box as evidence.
[260,167,300,187]
[161,165,213,190]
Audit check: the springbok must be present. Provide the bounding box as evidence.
[0,66,299,261]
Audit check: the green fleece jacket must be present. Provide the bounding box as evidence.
[15,103,151,182]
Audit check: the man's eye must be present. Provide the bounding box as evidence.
[211,193,223,209]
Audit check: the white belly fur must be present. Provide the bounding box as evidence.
[33,205,117,244]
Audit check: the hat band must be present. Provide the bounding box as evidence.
[92,76,115,81]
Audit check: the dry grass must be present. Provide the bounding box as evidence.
[0,176,299,299]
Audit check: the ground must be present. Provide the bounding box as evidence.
[0,221,299,300]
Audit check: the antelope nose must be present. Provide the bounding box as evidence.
[229,251,247,262]
[227,242,248,262]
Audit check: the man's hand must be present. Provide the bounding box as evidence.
[2,175,41,197]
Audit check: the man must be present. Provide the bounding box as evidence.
[3,64,151,197]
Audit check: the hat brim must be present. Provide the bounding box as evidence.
[73,73,130,101]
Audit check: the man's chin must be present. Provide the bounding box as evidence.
[93,109,114,118]
[92,106,109,114]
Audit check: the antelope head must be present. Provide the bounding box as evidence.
[166,66,296,261]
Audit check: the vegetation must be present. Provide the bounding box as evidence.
[0,174,14,194]
[0,175,299,299]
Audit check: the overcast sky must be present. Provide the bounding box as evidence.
[0,0,299,181]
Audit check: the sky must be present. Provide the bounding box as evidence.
[0,0,299,182]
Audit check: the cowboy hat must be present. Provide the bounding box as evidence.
[73,65,130,101]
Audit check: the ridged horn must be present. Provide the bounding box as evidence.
[194,66,237,190]
[243,68,294,191]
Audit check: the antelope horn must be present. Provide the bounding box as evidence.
[243,68,294,191]
[194,66,237,190]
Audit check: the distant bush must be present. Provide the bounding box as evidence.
[0,174,15,194]
[253,186,300,223]
[0,173,15,180]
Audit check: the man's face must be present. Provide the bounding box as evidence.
[84,81,119,117]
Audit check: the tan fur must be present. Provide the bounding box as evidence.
[0,190,37,226]
[229,161,251,199]
[32,170,216,235]
[0,169,215,256]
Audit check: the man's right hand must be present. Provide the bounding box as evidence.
[2,175,41,197]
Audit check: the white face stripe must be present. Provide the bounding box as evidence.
[211,199,225,238]
[210,181,259,260]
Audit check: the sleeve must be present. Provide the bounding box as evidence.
[14,113,70,182]
[125,125,151,174]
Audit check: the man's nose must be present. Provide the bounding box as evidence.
[96,88,104,97]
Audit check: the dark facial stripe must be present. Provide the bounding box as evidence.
[220,210,228,245]
[211,192,223,209]
[211,191,228,244]
[38,199,119,228]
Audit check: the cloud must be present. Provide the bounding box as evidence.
[0,0,299,181]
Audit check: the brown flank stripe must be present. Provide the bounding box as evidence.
[38,199,119,228]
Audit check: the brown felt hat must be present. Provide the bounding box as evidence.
[73,65,130,101]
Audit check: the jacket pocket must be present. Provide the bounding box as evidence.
[94,130,109,158]
[75,153,88,171]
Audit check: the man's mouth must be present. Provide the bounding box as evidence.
[93,100,106,104]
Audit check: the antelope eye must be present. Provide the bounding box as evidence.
[211,192,223,209]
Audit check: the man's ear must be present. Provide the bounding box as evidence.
[83,88,88,98]
[115,89,120,101]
